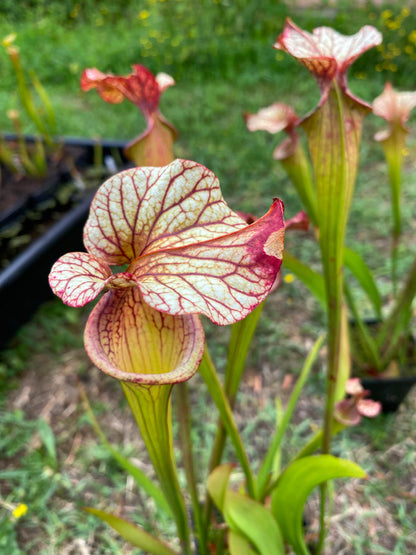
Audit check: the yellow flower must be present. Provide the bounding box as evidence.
[408,30,416,44]
[381,9,392,20]
[138,10,150,19]
[12,504,28,519]
[2,33,16,47]
[402,7,410,17]
[284,273,295,284]
[386,20,400,31]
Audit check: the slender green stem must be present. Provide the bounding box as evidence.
[316,485,329,554]
[199,346,255,497]
[175,383,208,555]
[382,127,404,298]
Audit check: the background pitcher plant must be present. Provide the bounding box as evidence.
[81,64,177,166]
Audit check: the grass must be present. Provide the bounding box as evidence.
[1,0,416,553]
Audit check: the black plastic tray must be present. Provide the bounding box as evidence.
[0,136,129,348]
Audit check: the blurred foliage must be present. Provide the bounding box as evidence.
[0,0,289,82]
[3,1,416,87]
[372,6,416,86]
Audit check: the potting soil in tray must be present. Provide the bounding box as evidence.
[0,144,124,270]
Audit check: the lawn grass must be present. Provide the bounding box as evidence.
[1,1,416,553]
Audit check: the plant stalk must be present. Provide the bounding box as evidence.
[175,382,208,555]
[122,382,191,554]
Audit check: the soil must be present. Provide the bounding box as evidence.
[0,142,88,218]
[0,142,116,270]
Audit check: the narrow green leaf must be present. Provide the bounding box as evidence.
[282,251,326,307]
[257,335,325,499]
[199,348,255,497]
[271,455,366,555]
[380,129,406,294]
[30,69,56,138]
[207,302,265,502]
[32,136,47,175]
[344,284,381,371]
[225,301,265,400]
[344,247,382,319]
[333,304,351,404]
[228,530,257,555]
[271,398,284,478]
[84,508,177,555]
[122,382,191,551]
[37,418,57,465]
[379,305,412,369]
[8,49,48,138]
[0,131,19,172]
[377,256,416,365]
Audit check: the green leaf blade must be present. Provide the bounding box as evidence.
[225,491,285,555]
[271,455,366,555]
[207,464,285,555]
[84,507,177,555]
[282,251,326,308]
[228,530,257,555]
[344,247,382,319]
